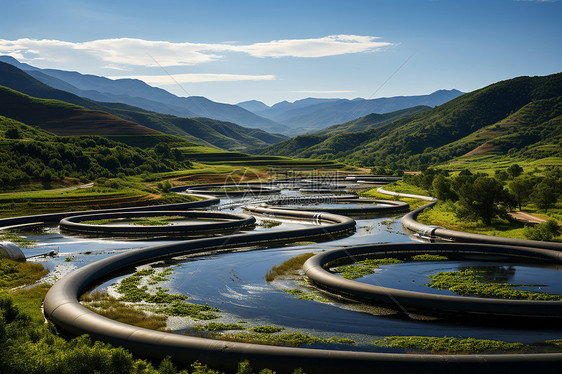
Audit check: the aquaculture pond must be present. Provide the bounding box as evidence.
[9,188,562,353]
[334,259,562,297]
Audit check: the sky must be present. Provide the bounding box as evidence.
[1,0,561,105]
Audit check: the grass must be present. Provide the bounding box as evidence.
[81,290,168,331]
[381,180,430,196]
[0,258,49,289]
[417,200,536,239]
[334,258,403,280]
[372,336,530,354]
[116,267,188,303]
[257,219,282,228]
[359,188,427,210]
[157,302,220,320]
[3,282,51,321]
[441,155,562,175]
[83,215,185,226]
[220,332,355,347]
[281,288,330,303]
[0,177,201,218]
[0,186,147,218]
[193,322,246,331]
[411,254,449,261]
[265,253,316,282]
[251,326,285,334]
[427,269,562,300]
[0,232,37,247]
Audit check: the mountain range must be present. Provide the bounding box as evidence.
[238,90,463,135]
[0,56,288,134]
[257,72,562,169]
[0,61,287,151]
[1,56,462,136]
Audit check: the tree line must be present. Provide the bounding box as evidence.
[0,135,191,190]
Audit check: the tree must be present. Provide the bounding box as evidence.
[524,219,561,241]
[456,176,510,225]
[431,174,457,201]
[533,181,557,212]
[507,164,523,179]
[508,176,534,211]
[4,128,21,139]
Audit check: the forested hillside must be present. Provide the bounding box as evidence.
[259,72,562,169]
[0,116,190,190]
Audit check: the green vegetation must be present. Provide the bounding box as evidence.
[81,291,168,331]
[257,219,282,228]
[359,187,427,210]
[399,166,562,241]
[0,119,191,191]
[116,267,188,303]
[1,289,287,373]
[524,219,561,241]
[265,253,315,282]
[193,322,246,331]
[281,288,330,303]
[0,62,289,153]
[83,215,185,226]
[259,72,562,171]
[372,336,528,354]
[411,254,448,261]
[251,326,285,334]
[157,302,220,320]
[427,268,562,300]
[0,178,199,218]
[221,331,355,348]
[334,258,403,280]
[0,232,37,247]
[0,258,48,289]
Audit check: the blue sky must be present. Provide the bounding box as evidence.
[1,0,561,105]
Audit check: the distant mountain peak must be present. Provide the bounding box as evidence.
[237,100,270,113]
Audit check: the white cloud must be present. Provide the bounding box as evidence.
[228,35,391,58]
[109,73,276,84]
[0,35,392,68]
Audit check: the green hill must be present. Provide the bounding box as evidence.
[259,72,562,169]
[0,116,191,190]
[0,86,158,136]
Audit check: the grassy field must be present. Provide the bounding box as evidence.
[359,188,429,211]
[381,180,562,241]
[0,183,198,218]
[440,155,562,174]
[417,201,529,239]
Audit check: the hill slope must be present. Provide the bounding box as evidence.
[0,86,158,136]
[259,72,562,168]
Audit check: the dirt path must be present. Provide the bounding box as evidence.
[509,211,546,224]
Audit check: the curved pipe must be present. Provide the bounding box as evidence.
[376,186,562,251]
[180,183,280,197]
[60,211,256,236]
[15,183,562,373]
[402,203,562,251]
[0,193,219,228]
[303,242,562,320]
[255,196,409,217]
[44,232,562,373]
